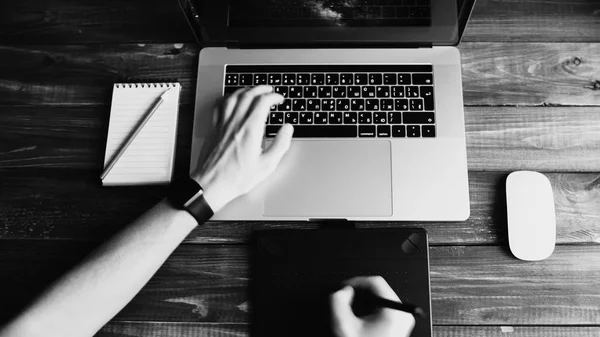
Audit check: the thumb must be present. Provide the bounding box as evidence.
[330,286,358,336]
[262,124,294,170]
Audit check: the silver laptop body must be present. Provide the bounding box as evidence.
[185,0,474,221]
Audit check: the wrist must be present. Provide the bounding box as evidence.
[167,176,215,224]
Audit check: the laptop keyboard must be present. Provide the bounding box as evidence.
[224,65,435,138]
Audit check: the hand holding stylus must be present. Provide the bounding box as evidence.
[330,276,416,337]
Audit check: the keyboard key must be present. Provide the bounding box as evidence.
[380,99,394,111]
[299,112,314,124]
[359,112,372,124]
[369,73,383,85]
[314,112,328,124]
[404,111,434,124]
[406,86,419,97]
[304,86,318,98]
[351,99,365,110]
[282,74,296,85]
[410,6,430,18]
[359,125,376,137]
[344,112,358,124]
[254,74,267,85]
[376,86,390,98]
[395,6,409,17]
[319,86,332,98]
[413,73,433,84]
[407,125,421,137]
[348,86,361,97]
[293,99,306,111]
[266,125,357,138]
[355,73,368,85]
[278,99,292,111]
[333,86,347,98]
[392,86,405,97]
[268,74,282,85]
[311,74,324,85]
[340,74,354,84]
[410,98,424,111]
[289,86,303,98]
[275,86,288,98]
[388,112,402,124]
[224,86,244,95]
[397,73,411,84]
[336,99,350,111]
[383,73,397,85]
[366,99,380,110]
[377,125,391,137]
[362,86,376,98]
[422,125,436,137]
[392,125,406,137]
[374,112,387,124]
[322,99,336,111]
[285,112,299,124]
[239,74,253,85]
[329,112,343,124]
[225,74,239,85]
[420,86,434,110]
[307,99,321,111]
[297,74,310,85]
[395,99,409,110]
[269,112,284,124]
[326,73,339,85]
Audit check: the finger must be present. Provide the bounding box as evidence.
[262,124,294,170]
[344,276,400,301]
[246,92,285,126]
[220,91,240,126]
[330,286,358,336]
[232,85,275,121]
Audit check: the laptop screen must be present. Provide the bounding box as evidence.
[181,0,475,47]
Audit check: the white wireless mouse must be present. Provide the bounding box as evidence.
[506,171,556,261]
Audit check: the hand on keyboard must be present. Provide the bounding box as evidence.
[330,276,415,337]
[192,85,294,212]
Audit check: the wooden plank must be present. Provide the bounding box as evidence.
[97,322,600,337]
[0,43,599,107]
[463,0,600,43]
[1,0,598,44]
[1,242,599,325]
[1,171,599,245]
[1,105,599,171]
[0,0,195,44]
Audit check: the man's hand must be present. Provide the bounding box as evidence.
[192,85,293,213]
[330,276,416,337]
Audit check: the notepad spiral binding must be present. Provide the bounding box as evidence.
[114,83,178,89]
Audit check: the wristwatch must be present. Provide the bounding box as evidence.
[167,176,214,224]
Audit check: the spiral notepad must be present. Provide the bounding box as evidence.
[102,83,181,186]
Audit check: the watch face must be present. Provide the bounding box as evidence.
[170,177,201,206]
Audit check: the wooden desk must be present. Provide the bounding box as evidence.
[1,1,599,336]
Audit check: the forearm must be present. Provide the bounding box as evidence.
[1,200,197,337]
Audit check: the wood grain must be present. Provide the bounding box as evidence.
[463,0,600,43]
[2,170,599,244]
[1,242,598,325]
[97,322,600,337]
[1,0,598,44]
[2,105,599,171]
[0,43,599,107]
[0,0,194,44]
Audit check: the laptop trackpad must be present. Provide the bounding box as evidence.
[263,140,392,218]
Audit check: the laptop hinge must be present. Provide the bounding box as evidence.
[227,42,433,49]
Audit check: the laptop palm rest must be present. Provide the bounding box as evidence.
[263,140,392,218]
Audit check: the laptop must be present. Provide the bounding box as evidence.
[180,0,476,221]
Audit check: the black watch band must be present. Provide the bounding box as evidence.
[167,176,214,225]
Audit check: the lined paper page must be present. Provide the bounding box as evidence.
[102,83,181,186]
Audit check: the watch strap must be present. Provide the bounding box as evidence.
[168,176,214,225]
